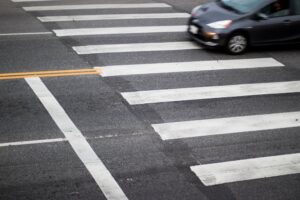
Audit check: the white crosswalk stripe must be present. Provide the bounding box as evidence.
[121,80,300,105]
[152,111,300,140]
[191,153,300,186]
[73,41,201,55]
[38,13,190,22]
[97,58,284,77]
[23,3,171,11]
[54,26,188,37]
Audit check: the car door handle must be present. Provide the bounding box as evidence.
[283,19,292,24]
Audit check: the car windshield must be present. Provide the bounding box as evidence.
[220,0,263,14]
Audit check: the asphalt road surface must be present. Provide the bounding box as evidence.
[1,0,300,200]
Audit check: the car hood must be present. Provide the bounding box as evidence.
[193,1,242,24]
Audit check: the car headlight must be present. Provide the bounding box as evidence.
[207,20,232,29]
[191,5,202,16]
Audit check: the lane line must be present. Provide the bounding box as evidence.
[38,13,190,22]
[0,138,67,147]
[12,0,58,2]
[54,25,188,37]
[191,153,300,186]
[0,32,52,36]
[26,77,128,200]
[0,72,99,80]
[23,3,171,11]
[0,68,100,80]
[73,41,201,55]
[121,80,300,105]
[152,111,300,140]
[0,69,98,76]
[97,58,284,77]
[0,132,145,148]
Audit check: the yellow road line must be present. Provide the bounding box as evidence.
[0,68,101,80]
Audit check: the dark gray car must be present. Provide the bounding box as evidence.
[188,0,300,54]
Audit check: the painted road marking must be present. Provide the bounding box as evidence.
[73,41,201,55]
[0,68,100,80]
[191,153,300,186]
[0,133,145,148]
[0,32,52,36]
[54,26,188,37]
[38,13,190,22]
[12,0,58,2]
[97,58,284,77]
[121,80,300,105]
[152,111,300,140]
[0,138,67,147]
[23,3,171,11]
[26,77,128,200]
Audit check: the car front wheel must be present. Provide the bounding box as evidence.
[226,34,248,54]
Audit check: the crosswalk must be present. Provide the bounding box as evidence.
[191,153,300,186]
[96,58,284,77]
[38,13,190,22]
[13,0,300,196]
[23,3,171,11]
[121,81,300,105]
[152,111,300,140]
[54,26,188,37]
[73,41,201,55]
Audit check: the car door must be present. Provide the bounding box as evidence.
[289,0,300,42]
[250,0,292,45]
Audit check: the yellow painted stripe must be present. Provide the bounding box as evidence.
[0,68,101,80]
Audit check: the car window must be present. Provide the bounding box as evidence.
[260,0,291,18]
[220,0,262,14]
[291,0,300,15]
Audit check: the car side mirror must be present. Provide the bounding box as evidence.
[255,13,269,20]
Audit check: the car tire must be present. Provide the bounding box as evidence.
[226,33,248,55]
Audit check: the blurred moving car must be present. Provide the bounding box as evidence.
[188,0,300,54]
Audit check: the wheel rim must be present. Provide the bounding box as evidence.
[228,35,247,53]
